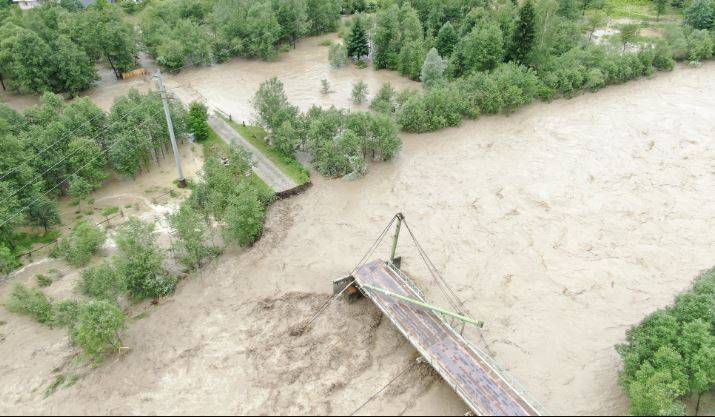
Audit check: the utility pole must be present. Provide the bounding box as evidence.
[154,69,187,188]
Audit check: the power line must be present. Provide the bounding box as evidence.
[0,91,169,206]
[0,107,166,230]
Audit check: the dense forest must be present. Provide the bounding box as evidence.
[140,0,348,70]
[0,0,137,94]
[335,0,715,132]
[0,90,187,273]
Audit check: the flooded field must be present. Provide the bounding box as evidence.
[0,32,713,415]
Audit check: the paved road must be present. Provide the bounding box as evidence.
[208,115,298,194]
[353,260,542,416]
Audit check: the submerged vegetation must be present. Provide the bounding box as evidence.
[0,90,187,270]
[252,77,401,178]
[617,267,715,416]
[329,0,715,133]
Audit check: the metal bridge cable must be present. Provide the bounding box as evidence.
[402,220,461,311]
[348,214,398,275]
[402,219,474,319]
[0,107,166,230]
[0,98,166,206]
[299,215,399,332]
[348,360,419,416]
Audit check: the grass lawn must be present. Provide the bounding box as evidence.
[223,119,311,186]
[603,0,683,21]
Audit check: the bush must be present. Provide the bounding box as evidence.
[56,221,106,267]
[36,274,52,288]
[54,299,81,328]
[114,218,176,300]
[687,29,715,61]
[0,245,20,278]
[187,101,210,141]
[77,263,123,302]
[6,284,54,325]
[72,300,126,361]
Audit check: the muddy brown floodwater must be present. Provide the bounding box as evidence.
[0,33,713,415]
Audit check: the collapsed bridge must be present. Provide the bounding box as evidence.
[333,214,545,416]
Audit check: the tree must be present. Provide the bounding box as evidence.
[684,0,714,30]
[585,10,607,41]
[187,101,210,141]
[397,3,426,80]
[275,0,308,47]
[346,15,370,59]
[452,23,505,76]
[320,79,331,94]
[252,77,298,132]
[328,42,348,68]
[169,203,211,269]
[435,21,458,58]
[620,23,640,53]
[222,190,266,247]
[510,0,537,64]
[72,300,126,362]
[306,0,341,34]
[653,0,668,20]
[50,36,99,96]
[25,192,60,233]
[420,48,447,89]
[373,4,401,70]
[351,80,368,104]
[114,218,176,300]
[68,175,93,210]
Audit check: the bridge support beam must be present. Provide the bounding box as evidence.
[390,213,405,266]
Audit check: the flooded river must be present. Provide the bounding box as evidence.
[0,33,714,415]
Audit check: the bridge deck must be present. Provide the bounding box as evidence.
[353,260,541,416]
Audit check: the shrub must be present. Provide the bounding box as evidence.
[687,29,715,61]
[56,221,106,267]
[54,300,81,327]
[36,274,52,288]
[77,263,123,302]
[6,284,54,325]
[72,300,126,361]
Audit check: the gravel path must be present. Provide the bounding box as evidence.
[208,115,298,193]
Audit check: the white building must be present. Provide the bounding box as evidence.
[12,0,41,10]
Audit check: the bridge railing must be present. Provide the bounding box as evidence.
[385,261,548,416]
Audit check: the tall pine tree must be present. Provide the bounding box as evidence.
[346,16,369,59]
[509,0,536,65]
